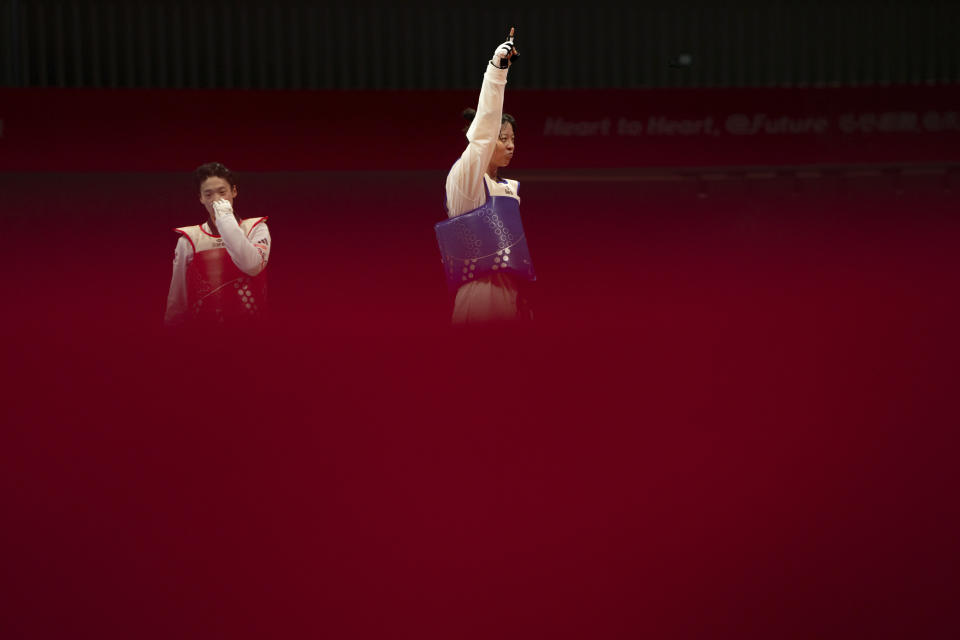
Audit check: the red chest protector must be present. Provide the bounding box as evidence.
[175,218,268,323]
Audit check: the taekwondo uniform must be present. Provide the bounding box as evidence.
[164,209,270,327]
[437,63,535,324]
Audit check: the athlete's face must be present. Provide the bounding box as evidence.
[199,176,238,219]
[492,121,516,169]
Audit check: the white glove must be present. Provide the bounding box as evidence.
[211,199,233,219]
[490,38,517,69]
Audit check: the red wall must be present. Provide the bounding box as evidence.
[2,85,959,171]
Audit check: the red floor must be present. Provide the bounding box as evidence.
[1,170,957,638]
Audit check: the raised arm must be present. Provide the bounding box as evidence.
[445,31,518,218]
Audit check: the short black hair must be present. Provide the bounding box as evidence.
[194,162,236,191]
[461,108,517,136]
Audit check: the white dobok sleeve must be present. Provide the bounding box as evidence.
[216,214,271,277]
[445,65,509,218]
[163,236,192,327]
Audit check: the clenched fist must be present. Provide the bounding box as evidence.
[490,28,519,69]
[211,199,234,219]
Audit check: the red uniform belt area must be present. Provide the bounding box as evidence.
[187,248,266,322]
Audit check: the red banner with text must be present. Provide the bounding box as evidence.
[1,85,958,171]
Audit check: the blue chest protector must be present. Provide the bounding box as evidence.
[435,181,536,292]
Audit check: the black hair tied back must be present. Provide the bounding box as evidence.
[461,108,477,133]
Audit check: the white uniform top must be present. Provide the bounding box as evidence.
[445,64,510,218]
[444,64,525,324]
[163,212,272,327]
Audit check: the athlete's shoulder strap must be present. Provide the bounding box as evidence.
[173,225,202,255]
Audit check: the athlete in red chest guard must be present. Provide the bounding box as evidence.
[164,162,271,327]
